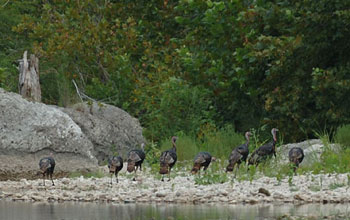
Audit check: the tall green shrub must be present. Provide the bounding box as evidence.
[142,77,214,141]
[335,124,350,148]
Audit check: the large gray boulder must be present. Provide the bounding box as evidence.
[0,88,97,179]
[62,102,145,163]
[0,88,145,180]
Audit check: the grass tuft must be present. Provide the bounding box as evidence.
[69,171,105,178]
[159,126,244,161]
[335,124,350,148]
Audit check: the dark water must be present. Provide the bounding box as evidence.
[0,200,350,220]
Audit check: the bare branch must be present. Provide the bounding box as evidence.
[72,79,83,102]
[2,0,10,8]
[72,79,98,103]
[75,66,86,87]
[97,61,110,82]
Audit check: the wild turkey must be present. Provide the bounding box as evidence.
[159,136,178,181]
[226,131,252,174]
[108,155,123,184]
[127,143,145,181]
[248,128,279,165]
[289,147,304,173]
[39,156,55,186]
[191,152,216,174]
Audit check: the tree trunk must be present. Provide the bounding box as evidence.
[18,51,41,102]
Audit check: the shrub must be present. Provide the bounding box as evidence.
[142,77,215,142]
[335,124,350,148]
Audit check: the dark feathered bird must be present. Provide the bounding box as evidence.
[191,152,216,174]
[226,131,252,173]
[159,136,178,181]
[39,156,55,186]
[248,128,279,165]
[127,143,146,181]
[108,155,123,184]
[289,147,304,174]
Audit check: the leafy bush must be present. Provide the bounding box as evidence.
[0,67,18,92]
[334,124,350,148]
[145,142,162,165]
[142,77,215,142]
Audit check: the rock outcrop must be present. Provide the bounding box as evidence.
[0,88,145,179]
[62,102,145,163]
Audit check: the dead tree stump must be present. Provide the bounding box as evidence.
[18,51,41,102]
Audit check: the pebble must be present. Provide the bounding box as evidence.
[156,191,167,197]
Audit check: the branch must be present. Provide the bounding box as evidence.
[2,0,10,8]
[97,61,110,82]
[72,79,98,103]
[75,65,86,87]
[72,79,83,102]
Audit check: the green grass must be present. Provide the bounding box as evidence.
[69,171,105,178]
[159,126,244,161]
[298,146,350,175]
[159,134,198,161]
[194,172,228,185]
[308,185,321,192]
[295,129,350,175]
[335,124,350,149]
[193,159,229,185]
[329,182,345,190]
[289,186,299,192]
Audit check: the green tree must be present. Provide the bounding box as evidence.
[9,0,350,142]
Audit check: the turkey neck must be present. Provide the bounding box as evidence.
[245,133,250,146]
[272,130,277,143]
[172,139,177,152]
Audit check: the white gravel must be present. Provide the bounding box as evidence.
[1,170,350,204]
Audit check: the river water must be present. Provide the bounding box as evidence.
[0,200,350,220]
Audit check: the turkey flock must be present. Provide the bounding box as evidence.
[39,128,305,185]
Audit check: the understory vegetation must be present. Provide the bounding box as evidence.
[68,124,350,185]
[134,125,350,185]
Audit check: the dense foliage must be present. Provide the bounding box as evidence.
[1,0,350,142]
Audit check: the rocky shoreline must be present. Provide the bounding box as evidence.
[1,169,350,205]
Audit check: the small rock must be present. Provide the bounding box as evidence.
[294,194,305,201]
[248,199,258,204]
[218,189,228,196]
[31,195,44,201]
[258,188,270,196]
[219,197,228,202]
[61,178,70,185]
[156,191,166,197]
[99,194,108,200]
